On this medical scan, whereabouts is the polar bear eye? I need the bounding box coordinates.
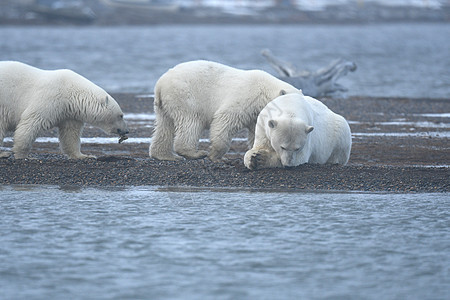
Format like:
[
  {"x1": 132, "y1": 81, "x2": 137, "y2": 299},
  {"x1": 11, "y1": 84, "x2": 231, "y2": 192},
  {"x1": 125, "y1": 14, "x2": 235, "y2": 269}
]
[
  {"x1": 120, "y1": 114, "x2": 124, "y2": 119},
  {"x1": 281, "y1": 146, "x2": 300, "y2": 151}
]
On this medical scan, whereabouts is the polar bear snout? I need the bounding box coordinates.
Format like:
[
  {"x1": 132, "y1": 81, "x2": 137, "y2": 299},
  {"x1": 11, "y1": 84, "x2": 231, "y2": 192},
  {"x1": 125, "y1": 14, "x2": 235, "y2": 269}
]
[
  {"x1": 109, "y1": 115, "x2": 129, "y2": 136},
  {"x1": 279, "y1": 151, "x2": 297, "y2": 167},
  {"x1": 116, "y1": 127, "x2": 129, "y2": 135}
]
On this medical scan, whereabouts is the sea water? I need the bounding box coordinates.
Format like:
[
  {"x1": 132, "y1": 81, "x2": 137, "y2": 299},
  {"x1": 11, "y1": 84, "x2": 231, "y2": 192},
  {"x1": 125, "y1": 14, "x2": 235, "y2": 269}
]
[
  {"x1": 0, "y1": 186, "x2": 449, "y2": 299},
  {"x1": 0, "y1": 23, "x2": 449, "y2": 98}
]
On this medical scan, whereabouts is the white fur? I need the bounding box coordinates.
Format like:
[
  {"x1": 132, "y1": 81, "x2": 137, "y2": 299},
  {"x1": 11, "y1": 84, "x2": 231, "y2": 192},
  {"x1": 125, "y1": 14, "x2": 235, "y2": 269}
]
[
  {"x1": 149, "y1": 60, "x2": 301, "y2": 161},
  {"x1": 244, "y1": 93, "x2": 351, "y2": 169},
  {"x1": 0, "y1": 61, "x2": 128, "y2": 159}
]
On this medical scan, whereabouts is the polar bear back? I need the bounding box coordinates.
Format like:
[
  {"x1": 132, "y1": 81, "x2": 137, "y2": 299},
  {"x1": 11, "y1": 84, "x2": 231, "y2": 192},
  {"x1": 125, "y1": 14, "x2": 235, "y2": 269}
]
[
  {"x1": 0, "y1": 61, "x2": 114, "y2": 125},
  {"x1": 0, "y1": 61, "x2": 45, "y2": 118},
  {"x1": 0, "y1": 61, "x2": 61, "y2": 129},
  {"x1": 155, "y1": 60, "x2": 298, "y2": 117},
  {"x1": 0, "y1": 61, "x2": 108, "y2": 107},
  {"x1": 303, "y1": 96, "x2": 351, "y2": 164}
]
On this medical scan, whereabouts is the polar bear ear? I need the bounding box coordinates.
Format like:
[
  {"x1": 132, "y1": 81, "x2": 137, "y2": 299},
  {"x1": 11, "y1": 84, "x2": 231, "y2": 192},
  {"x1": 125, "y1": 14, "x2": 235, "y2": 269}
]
[
  {"x1": 279, "y1": 90, "x2": 287, "y2": 96},
  {"x1": 306, "y1": 126, "x2": 314, "y2": 134},
  {"x1": 268, "y1": 120, "x2": 277, "y2": 128}
]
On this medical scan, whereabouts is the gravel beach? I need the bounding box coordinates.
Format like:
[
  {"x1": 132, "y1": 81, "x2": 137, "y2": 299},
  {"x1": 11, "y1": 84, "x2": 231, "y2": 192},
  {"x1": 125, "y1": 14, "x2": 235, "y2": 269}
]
[{"x1": 1, "y1": 93, "x2": 448, "y2": 192}]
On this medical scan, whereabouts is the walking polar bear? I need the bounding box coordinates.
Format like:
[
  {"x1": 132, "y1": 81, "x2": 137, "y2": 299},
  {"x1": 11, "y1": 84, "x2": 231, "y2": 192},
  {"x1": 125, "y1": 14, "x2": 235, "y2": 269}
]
[
  {"x1": 150, "y1": 60, "x2": 301, "y2": 161},
  {"x1": 244, "y1": 93, "x2": 351, "y2": 170},
  {"x1": 0, "y1": 61, "x2": 129, "y2": 159}
]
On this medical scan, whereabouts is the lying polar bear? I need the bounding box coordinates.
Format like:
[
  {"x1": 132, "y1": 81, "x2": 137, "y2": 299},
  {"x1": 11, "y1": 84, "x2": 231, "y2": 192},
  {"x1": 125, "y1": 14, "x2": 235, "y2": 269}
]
[
  {"x1": 244, "y1": 93, "x2": 351, "y2": 170},
  {"x1": 0, "y1": 61, "x2": 129, "y2": 159},
  {"x1": 150, "y1": 60, "x2": 301, "y2": 161}
]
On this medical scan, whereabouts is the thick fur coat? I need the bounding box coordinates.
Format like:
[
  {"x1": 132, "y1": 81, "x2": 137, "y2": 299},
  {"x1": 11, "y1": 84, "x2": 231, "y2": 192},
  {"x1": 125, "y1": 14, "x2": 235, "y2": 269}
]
[
  {"x1": 150, "y1": 60, "x2": 301, "y2": 161},
  {"x1": 244, "y1": 93, "x2": 351, "y2": 169},
  {"x1": 0, "y1": 61, "x2": 128, "y2": 159}
]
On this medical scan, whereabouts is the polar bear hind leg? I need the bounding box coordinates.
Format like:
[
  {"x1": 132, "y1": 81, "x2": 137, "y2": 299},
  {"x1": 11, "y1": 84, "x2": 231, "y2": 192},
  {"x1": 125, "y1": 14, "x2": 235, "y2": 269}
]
[
  {"x1": 150, "y1": 109, "x2": 183, "y2": 161},
  {"x1": 173, "y1": 115, "x2": 207, "y2": 160},
  {"x1": 58, "y1": 120, "x2": 94, "y2": 159},
  {"x1": 326, "y1": 144, "x2": 350, "y2": 165},
  {"x1": 327, "y1": 124, "x2": 351, "y2": 165}
]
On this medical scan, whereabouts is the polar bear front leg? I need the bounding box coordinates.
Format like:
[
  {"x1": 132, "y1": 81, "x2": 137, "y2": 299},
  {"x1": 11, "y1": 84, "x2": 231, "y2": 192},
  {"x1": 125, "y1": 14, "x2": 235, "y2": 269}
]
[
  {"x1": 247, "y1": 122, "x2": 256, "y2": 149},
  {"x1": 58, "y1": 120, "x2": 94, "y2": 159},
  {"x1": 244, "y1": 149, "x2": 282, "y2": 170},
  {"x1": 0, "y1": 126, "x2": 12, "y2": 158},
  {"x1": 12, "y1": 118, "x2": 44, "y2": 159},
  {"x1": 208, "y1": 114, "x2": 241, "y2": 162}
]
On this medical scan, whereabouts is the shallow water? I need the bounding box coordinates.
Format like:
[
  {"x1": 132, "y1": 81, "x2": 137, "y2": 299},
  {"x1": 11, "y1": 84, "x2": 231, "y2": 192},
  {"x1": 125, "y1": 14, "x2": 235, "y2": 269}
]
[
  {"x1": 0, "y1": 23, "x2": 449, "y2": 98},
  {"x1": 0, "y1": 186, "x2": 448, "y2": 299}
]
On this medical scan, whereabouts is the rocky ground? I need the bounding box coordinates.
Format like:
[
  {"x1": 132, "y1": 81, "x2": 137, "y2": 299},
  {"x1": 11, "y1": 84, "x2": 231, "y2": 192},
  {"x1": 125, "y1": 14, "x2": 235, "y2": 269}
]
[{"x1": 0, "y1": 94, "x2": 448, "y2": 193}]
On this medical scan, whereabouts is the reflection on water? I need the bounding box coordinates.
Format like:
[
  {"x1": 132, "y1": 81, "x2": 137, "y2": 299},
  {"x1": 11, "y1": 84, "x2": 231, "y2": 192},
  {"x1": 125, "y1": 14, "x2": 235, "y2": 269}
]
[{"x1": 0, "y1": 186, "x2": 448, "y2": 299}]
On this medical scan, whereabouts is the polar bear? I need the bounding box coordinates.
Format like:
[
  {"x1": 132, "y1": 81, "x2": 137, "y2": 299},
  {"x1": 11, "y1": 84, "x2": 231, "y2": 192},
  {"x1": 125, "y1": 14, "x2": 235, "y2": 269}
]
[
  {"x1": 150, "y1": 60, "x2": 301, "y2": 161},
  {"x1": 0, "y1": 61, "x2": 129, "y2": 159},
  {"x1": 244, "y1": 93, "x2": 351, "y2": 170}
]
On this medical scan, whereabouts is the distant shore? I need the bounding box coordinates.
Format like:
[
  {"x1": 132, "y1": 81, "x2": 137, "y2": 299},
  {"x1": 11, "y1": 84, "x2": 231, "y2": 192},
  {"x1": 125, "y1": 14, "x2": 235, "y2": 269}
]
[
  {"x1": 0, "y1": 94, "x2": 448, "y2": 193},
  {"x1": 1, "y1": 3, "x2": 449, "y2": 26}
]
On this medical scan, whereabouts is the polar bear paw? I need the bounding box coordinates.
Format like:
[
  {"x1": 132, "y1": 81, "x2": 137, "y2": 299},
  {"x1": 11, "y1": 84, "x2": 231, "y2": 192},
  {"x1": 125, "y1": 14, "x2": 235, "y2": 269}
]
[
  {"x1": 0, "y1": 151, "x2": 12, "y2": 159},
  {"x1": 178, "y1": 149, "x2": 208, "y2": 160},
  {"x1": 250, "y1": 152, "x2": 267, "y2": 170},
  {"x1": 244, "y1": 150, "x2": 265, "y2": 170},
  {"x1": 151, "y1": 153, "x2": 184, "y2": 161},
  {"x1": 244, "y1": 149, "x2": 281, "y2": 170}
]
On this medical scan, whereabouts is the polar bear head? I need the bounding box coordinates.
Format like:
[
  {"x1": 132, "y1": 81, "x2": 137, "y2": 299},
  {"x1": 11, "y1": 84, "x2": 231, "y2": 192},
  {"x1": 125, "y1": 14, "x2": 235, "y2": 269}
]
[
  {"x1": 62, "y1": 70, "x2": 129, "y2": 136},
  {"x1": 267, "y1": 118, "x2": 314, "y2": 167},
  {"x1": 89, "y1": 94, "x2": 129, "y2": 136}
]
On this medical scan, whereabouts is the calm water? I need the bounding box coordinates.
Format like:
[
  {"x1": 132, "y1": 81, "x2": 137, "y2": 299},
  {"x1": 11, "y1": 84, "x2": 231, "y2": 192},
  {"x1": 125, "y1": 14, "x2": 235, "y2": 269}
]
[
  {"x1": 0, "y1": 23, "x2": 449, "y2": 98},
  {"x1": 0, "y1": 186, "x2": 449, "y2": 299}
]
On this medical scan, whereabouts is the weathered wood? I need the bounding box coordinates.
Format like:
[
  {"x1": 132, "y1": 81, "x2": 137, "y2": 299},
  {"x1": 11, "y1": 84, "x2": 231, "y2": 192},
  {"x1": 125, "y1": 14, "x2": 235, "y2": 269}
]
[{"x1": 262, "y1": 49, "x2": 356, "y2": 98}]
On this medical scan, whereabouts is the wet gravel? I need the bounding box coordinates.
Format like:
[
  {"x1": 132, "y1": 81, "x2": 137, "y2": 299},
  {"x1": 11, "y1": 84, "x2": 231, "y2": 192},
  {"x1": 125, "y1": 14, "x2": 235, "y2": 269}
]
[
  {"x1": 0, "y1": 155, "x2": 448, "y2": 192},
  {"x1": 0, "y1": 94, "x2": 448, "y2": 193}
]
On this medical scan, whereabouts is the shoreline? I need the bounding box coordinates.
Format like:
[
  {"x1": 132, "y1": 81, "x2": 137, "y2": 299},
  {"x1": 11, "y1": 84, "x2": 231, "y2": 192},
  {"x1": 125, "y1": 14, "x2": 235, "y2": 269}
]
[
  {"x1": 0, "y1": 94, "x2": 449, "y2": 193},
  {"x1": 0, "y1": 157, "x2": 448, "y2": 193}
]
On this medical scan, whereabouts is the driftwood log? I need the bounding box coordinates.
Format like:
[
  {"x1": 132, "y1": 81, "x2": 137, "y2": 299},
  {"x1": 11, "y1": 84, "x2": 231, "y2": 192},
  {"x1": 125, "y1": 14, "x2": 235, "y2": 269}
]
[{"x1": 262, "y1": 49, "x2": 356, "y2": 98}]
